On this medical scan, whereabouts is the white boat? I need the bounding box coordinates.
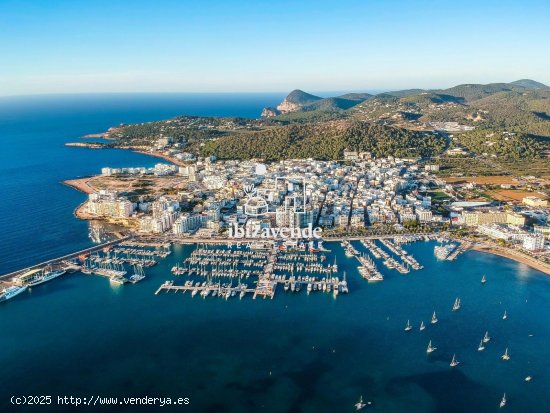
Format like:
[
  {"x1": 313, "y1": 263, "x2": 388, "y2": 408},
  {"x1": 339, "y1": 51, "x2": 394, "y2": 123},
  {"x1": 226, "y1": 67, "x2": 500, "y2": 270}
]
[
  {"x1": 478, "y1": 339, "x2": 485, "y2": 351},
  {"x1": 502, "y1": 310, "x2": 507, "y2": 320},
  {"x1": 129, "y1": 264, "x2": 146, "y2": 283},
  {"x1": 426, "y1": 340, "x2": 437, "y2": 354},
  {"x1": 483, "y1": 331, "x2": 491, "y2": 343},
  {"x1": 0, "y1": 285, "x2": 28, "y2": 302},
  {"x1": 27, "y1": 267, "x2": 66, "y2": 287},
  {"x1": 405, "y1": 320, "x2": 412, "y2": 332},
  {"x1": 452, "y1": 297, "x2": 461, "y2": 311},
  {"x1": 502, "y1": 348, "x2": 510, "y2": 361},
  {"x1": 354, "y1": 395, "x2": 368, "y2": 411},
  {"x1": 450, "y1": 354, "x2": 459, "y2": 367},
  {"x1": 431, "y1": 311, "x2": 438, "y2": 324},
  {"x1": 419, "y1": 321, "x2": 425, "y2": 331},
  {"x1": 499, "y1": 393, "x2": 506, "y2": 408},
  {"x1": 481, "y1": 275, "x2": 486, "y2": 284},
  {"x1": 525, "y1": 376, "x2": 532, "y2": 382}
]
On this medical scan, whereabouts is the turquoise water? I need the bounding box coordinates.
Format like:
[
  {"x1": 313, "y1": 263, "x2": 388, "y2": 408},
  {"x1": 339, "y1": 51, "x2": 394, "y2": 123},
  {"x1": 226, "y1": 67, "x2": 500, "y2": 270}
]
[{"x1": 1, "y1": 241, "x2": 549, "y2": 412}]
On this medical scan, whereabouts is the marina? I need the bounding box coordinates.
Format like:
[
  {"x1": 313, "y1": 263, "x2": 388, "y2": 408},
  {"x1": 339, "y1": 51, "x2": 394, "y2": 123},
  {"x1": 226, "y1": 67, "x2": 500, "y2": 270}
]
[{"x1": 1, "y1": 237, "x2": 549, "y2": 412}]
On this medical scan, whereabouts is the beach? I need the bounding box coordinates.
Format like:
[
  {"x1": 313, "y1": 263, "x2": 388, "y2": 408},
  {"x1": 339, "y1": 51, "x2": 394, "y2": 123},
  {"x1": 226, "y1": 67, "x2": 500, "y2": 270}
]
[{"x1": 470, "y1": 242, "x2": 550, "y2": 275}]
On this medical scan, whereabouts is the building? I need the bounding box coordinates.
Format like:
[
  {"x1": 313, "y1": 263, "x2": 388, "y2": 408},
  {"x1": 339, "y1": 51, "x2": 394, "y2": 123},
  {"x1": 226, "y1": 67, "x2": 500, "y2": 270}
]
[
  {"x1": 522, "y1": 196, "x2": 548, "y2": 207},
  {"x1": 86, "y1": 190, "x2": 134, "y2": 218},
  {"x1": 462, "y1": 211, "x2": 525, "y2": 227},
  {"x1": 424, "y1": 164, "x2": 440, "y2": 172},
  {"x1": 172, "y1": 214, "x2": 205, "y2": 234},
  {"x1": 523, "y1": 234, "x2": 545, "y2": 251}
]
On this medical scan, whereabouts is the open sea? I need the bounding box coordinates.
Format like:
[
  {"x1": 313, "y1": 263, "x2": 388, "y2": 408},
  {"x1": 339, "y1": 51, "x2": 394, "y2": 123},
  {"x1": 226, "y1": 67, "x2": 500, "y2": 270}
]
[{"x1": 0, "y1": 94, "x2": 549, "y2": 413}]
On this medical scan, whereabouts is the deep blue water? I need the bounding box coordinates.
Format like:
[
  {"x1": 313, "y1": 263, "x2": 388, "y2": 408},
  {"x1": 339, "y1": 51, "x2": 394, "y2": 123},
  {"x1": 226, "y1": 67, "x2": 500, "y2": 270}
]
[
  {"x1": 1, "y1": 95, "x2": 549, "y2": 413},
  {"x1": 0, "y1": 93, "x2": 284, "y2": 274},
  {"x1": 1, "y1": 241, "x2": 549, "y2": 412}
]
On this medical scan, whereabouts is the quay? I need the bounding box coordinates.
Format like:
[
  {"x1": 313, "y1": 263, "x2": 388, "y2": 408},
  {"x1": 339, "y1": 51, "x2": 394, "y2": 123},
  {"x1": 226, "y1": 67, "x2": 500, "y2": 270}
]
[{"x1": 0, "y1": 237, "x2": 129, "y2": 283}]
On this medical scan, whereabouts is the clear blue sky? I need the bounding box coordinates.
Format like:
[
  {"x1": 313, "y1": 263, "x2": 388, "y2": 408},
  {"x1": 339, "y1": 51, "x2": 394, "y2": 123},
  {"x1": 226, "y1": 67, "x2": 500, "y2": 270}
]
[{"x1": 1, "y1": 0, "x2": 549, "y2": 96}]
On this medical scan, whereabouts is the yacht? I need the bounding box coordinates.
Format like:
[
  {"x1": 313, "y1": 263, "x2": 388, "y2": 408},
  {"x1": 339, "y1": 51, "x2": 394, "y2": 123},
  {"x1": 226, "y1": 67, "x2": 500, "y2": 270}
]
[
  {"x1": 502, "y1": 310, "x2": 507, "y2": 320},
  {"x1": 452, "y1": 298, "x2": 461, "y2": 311},
  {"x1": 502, "y1": 348, "x2": 510, "y2": 361},
  {"x1": 481, "y1": 275, "x2": 487, "y2": 284},
  {"x1": 450, "y1": 354, "x2": 459, "y2": 367},
  {"x1": 483, "y1": 331, "x2": 491, "y2": 343},
  {"x1": 426, "y1": 340, "x2": 437, "y2": 354},
  {"x1": 525, "y1": 376, "x2": 532, "y2": 382},
  {"x1": 499, "y1": 393, "x2": 506, "y2": 408},
  {"x1": 419, "y1": 321, "x2": 425, "y2": 331},
  {"x1": 27, "y1": 267, "x2": 66, "y2": 287},
  {"x1": 405, "y1": 320, "x2": 412, "y2": 332},
  {"x1": 0, "y1": 285, "x2": 28, "y2": 302},
  {"x1": 478, "y1": 340, "x2": 485, "y2": 351},
  {"x1": 431, "y1": 311, "x2": 438, "y2": 324}
]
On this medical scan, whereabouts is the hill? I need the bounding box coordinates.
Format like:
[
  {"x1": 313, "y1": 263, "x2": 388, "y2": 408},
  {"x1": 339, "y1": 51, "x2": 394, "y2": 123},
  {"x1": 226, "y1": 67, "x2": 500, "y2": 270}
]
[
  {"x1": 276, "y1": 89, "x2": 323, "y2": 113},
  {"x1": 510, "y1": 79, "x2": 548, "y2": 89},
  {"x1": 201, "y1": 121, "x2": 446, "y2": 161}
]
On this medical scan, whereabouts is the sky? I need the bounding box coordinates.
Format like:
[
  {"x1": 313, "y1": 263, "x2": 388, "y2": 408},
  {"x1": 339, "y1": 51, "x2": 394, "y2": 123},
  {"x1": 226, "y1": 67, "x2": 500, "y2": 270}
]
[{"x1": 1, "y1": 0, "x2": 549, "y2": 96}]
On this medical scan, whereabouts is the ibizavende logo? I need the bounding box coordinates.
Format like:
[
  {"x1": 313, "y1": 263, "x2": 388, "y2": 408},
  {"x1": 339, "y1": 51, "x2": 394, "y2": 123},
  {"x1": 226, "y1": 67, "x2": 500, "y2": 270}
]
[
  {"x1": 229, "y1": 223, "x2": 322, "y2": 240},
  {"x1": 229, "y1": 180, "x2": 323, "y2": 240},
  {"x1": 243, "y1": 184, "x2": 269, "y2": 217}
]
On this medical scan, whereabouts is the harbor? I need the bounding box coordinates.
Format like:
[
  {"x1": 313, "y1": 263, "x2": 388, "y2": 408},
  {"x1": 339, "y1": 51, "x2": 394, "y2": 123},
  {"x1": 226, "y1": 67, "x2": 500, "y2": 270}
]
[{"x1": 2, "y1": 237, "x2": 547, "y2": 413}]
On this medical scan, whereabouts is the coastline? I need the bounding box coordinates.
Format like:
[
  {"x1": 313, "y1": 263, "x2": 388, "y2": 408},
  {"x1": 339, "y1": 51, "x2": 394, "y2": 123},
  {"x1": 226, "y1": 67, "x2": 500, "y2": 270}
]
[
  {"x1": 63, "y1": 177, "x2": 96, "y2": 194},
  {"x1": 469, "y1": 243, "x2": 550, "y2": 276}
]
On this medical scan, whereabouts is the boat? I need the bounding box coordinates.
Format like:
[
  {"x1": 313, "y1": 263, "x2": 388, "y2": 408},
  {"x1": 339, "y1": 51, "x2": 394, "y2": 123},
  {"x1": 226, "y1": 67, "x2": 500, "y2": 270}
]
[
  {"x1": 502, "y1": 348, "x2": 510, "y2": 361},
  {"x1": 354, "y1": 395, "x2": 367, "y2": 411},
  {"x1": 26, "y1": 267, "x2": 66, "y2": 287},
  {"x1": 405, "y1": 320, "x2": 412, "y2": 332},
  {"x1": 426, "y1": 340, "x2": 437, "y2": 354},
  {"x1": 419, "y1": 321, "x2": 425, "y2": 331},
  {"x1": 0, "y1": 285, "x2": 28, "y2": 302},
  {"x1": 502, "y1": 310, "x2": 507, "y2": 320},
  {"x1": 499, "y1": 393, "x2": 506, "y2": 408},
  {"x1": 525, "y1": 376, "x2": 532, "y2": 382},
  {"x1": 481, "y1": 275, "x2": 487, "y2": 284},
  {"x1": 452, "y1": 297, "x2": 461, "y2": 311},
  {"x1": 483, "y1": 331, "x2": 491, "y2": 343},
  {"x1": 478, "y1": 340, "x2": 485, "y2": 351},
  {"x1": 431, "y1": 311, "x2": 438, "y2": 324},
  {"x1": 129, "y1": 264, "x2": 146, "y2": 283},
  {"x1": 450, "y1": 354, "x2": 459, "y2": 367}
]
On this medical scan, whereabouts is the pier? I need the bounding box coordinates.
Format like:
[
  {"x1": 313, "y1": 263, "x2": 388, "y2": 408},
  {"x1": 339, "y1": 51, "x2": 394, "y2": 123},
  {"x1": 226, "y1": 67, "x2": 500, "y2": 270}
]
[{"x1": 0, "y1": 237, "x2": 129, "y2": 282}]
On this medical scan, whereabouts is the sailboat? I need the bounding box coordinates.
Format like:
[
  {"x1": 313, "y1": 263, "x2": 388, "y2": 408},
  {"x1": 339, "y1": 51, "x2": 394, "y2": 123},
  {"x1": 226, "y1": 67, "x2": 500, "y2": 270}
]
[
  {"x1": 483, "y1": 331, "x2": 491, "y2": 343},
  {"x1": 419, "y1": 321, "x2": 425, "y2": 331},
  {"x1": 478, "y1": 339, "x2": 485, "y2": 351},
  {"x1": 502, "y1": 348, "x2": 510, "y2": 361},
  {"x1": 431, "y1": 311, "x2": 438, "y2": 324},
  {"x1": 481, "y1": 275, "x2": 487, "y2": 284},
  {"x1": 354, "y1": 395, "x2": 366, "y2": 411},
  {"x1": 450, "y1": 354, "x2": 459, "y2": 367},
  {"x1": 405, "y1": 320, "x2": 412, "y2": 332},
  {"x1": 499, "y1": 393, "x2": 506, "y2": 408},
  {"x1": 502, "y1": 310, "x2": 507, "y2": 320},
  {"x1": 426, "y1": 340, "x2": 437, "y2": 354},
  {"x1": 452, "y1": 297, "x2": 461, "y2": 311}
]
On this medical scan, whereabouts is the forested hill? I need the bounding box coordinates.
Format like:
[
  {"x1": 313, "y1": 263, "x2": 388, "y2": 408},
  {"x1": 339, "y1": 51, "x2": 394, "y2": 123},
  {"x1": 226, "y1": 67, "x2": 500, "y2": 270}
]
[{"x1": 200, "y1": 122, "x2": 445, "y2": 161}]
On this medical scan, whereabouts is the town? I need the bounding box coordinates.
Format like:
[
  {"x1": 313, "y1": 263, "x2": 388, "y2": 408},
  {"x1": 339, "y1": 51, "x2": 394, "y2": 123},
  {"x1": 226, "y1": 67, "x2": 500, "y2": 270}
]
[{"x1": 73, "y1": 147, "x2": 548, "y2": 270}]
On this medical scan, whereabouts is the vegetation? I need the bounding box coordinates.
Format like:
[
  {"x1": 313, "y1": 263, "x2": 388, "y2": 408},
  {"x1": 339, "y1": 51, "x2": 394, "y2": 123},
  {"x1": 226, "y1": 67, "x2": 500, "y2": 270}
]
[{"x1": 201, "y1": 121, "x2": 446, "y2": 161}]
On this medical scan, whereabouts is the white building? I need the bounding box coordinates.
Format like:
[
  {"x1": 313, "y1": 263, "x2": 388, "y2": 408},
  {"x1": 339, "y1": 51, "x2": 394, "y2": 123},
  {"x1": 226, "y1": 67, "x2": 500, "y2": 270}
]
[{"x1": 523, "y1": 234, "x2": 545, "y2": 251}]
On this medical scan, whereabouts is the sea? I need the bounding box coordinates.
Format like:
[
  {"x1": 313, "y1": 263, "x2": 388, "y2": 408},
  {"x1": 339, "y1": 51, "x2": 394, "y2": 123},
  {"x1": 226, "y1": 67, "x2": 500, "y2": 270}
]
[{"x1": 0, "y1": 94, "x2": 549, "y2": 413}]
